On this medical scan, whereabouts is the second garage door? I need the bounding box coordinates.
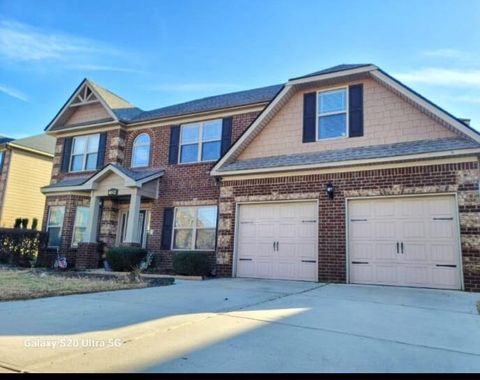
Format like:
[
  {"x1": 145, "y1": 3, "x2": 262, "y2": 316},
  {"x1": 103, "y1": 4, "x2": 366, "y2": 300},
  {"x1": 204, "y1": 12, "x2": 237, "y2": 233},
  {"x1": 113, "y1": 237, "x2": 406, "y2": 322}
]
[
  {"x1": 236, "y1": 201, "x2": 318, "y2": 281},
  {"x1": 348, "y1": 195, "x2": 462, "y2": 290}
]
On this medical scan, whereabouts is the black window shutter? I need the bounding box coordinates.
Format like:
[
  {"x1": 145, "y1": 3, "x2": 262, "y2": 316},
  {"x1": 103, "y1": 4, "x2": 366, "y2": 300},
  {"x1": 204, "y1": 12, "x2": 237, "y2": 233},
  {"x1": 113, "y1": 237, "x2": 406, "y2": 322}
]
[
  {"x1": 96, "y1": 132, "x2": 107, "y2": 169},
  {"x1": 168, "y1": 126, "x2": 180, "y2": 164},
  {"x1": 221, "y1": 117, "x2": 233, "y2": 155},
  {"x1": 161, "y1": 207, "x2": 174, "y2": 250},
  {"x1": 61, "y1": 137, "x2": 73, "y2": 173},
  {"x1": 349, "y1": 84, "x2": 364, "y2": 137},
  {"x1": 303, "y1": 92, "x2": 316, "y2": 143}
]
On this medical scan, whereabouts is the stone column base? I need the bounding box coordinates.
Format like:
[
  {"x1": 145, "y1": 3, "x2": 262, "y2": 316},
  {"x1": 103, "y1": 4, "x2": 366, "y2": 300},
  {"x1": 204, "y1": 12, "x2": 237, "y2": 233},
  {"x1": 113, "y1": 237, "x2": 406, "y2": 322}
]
[{"x1": 76, "y1": 242, "x2": 100, "y2": 270}]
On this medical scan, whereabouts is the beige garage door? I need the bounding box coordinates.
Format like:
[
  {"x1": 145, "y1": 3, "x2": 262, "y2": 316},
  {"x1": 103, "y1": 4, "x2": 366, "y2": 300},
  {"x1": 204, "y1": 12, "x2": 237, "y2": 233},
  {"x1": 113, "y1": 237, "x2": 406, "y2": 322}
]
[
  {"x1": 348, "y1": 195, "x2": 462, "y2": 290},
  {"x1": 236, "y1": 202, "x2": 318, "y2": 281}
]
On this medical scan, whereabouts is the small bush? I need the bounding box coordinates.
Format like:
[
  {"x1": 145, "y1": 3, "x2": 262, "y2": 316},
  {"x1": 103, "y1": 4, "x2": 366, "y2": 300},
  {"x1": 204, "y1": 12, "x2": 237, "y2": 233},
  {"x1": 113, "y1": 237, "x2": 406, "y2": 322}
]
[
  {"x1": 14, "y1": 219, "x2": 22, "y2": 229},
  {"x1": 31, "y1": 218, "x2": 38, "y2": 230},
  {"x1": 106, "y1": 247, "x2": 147, "y2": 272},
  {"x1": 21, "y1": 218, "x2": 29, "y2": 229},
  {"x1": 173, "y1": 251, "x2": 211, "y2": 276},
  {"x1": 0, "y1": 228, "x2": 48, "y2": 267}
]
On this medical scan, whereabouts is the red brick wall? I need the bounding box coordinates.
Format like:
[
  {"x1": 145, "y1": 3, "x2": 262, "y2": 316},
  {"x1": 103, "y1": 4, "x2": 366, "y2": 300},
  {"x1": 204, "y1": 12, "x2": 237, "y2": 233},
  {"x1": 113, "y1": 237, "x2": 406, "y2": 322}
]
[
  {"x1": 218, "y1": 161, "x2": 480, "y2": 291},
  {"x1": 46, "y1": 111, "x2": 261, "y2": 271}
]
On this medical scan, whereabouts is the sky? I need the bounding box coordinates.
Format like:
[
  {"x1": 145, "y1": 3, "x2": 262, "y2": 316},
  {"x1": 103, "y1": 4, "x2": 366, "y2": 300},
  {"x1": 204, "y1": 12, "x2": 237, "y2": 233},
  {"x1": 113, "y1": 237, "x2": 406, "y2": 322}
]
[{"x1": 1, "y1": 0, "x2": 480, "y2": 138}]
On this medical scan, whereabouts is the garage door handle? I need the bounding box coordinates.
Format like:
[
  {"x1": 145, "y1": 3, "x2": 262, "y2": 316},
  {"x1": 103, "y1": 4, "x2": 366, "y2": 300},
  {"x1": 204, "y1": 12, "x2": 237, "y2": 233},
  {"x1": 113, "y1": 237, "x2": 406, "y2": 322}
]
[
  {"x1": 239, "y1": 258, "x2": 252, "y2": 261},
  {"x1": 433, "y1": 217, "x2": 453, "y2": 221},
  {"x1": 396, "y1": 242, "x2": 399, "y2": 254},
  {"x1": 352, "y1": 261, "x2": 369, "y2": 264},
  {"x1": 302, "y1": 260, "x2": 317, "y2": 263},
  {"x1": 401, "y1": 242, "x2": 404, "y2": 254},
  {"x1": 436, "y1": 264, "x2": 456, "y2": 268}
]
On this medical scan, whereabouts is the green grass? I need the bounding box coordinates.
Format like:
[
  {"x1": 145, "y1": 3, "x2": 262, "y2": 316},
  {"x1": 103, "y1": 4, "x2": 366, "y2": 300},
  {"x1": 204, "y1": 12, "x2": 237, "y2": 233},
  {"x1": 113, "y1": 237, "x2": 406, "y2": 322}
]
[{"x1": 0, "y1": 268, "x2": 147, "y2": 301}]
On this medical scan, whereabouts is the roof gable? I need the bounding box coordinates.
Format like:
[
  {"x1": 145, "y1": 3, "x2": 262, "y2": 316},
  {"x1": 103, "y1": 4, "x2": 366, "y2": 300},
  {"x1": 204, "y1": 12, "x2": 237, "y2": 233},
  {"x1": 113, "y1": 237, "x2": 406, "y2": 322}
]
[
  {"x1": 211, "y1": 64, "x2": 480, "y2": 175},
  {"x1": 46, "y1": 79, "x2": 137, "y2": 132}
]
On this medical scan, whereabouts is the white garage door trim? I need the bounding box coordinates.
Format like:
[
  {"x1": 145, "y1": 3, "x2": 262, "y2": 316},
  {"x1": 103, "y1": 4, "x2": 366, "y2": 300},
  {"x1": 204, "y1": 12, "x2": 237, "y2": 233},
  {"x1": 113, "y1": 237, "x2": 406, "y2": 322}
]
[
  {"x1": 233, "y1": 199, "x2": 319, "y2": 281},
  {"x1": 345, "y1": 193, "x2": 464, "y2": 290}
]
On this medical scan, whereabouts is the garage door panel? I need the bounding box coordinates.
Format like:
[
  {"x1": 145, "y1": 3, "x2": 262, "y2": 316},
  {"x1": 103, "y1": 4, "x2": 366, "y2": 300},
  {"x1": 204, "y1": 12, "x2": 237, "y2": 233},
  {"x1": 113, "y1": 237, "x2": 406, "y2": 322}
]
[
  {"x1": 349, "y1": 196, "x2": 461, "y2": 290},
  {"x1": 374, "y1": 221, "x2": 396, "y2": 239},
  {"x1": 237, "y1": 202, "x2": 317, "y2": 282}
]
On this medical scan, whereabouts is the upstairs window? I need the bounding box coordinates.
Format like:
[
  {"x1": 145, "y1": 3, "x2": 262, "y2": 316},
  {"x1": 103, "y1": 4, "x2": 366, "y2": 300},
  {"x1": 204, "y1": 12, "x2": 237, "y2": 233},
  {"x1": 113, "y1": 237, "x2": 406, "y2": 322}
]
[
  {"x1": 179, "y1": 120, "x2": 222, "y2": 163},
  {"x1": 70, "y1": 134, "x2": 100, "y2": 172},
  {"x1": 317, "y1": 88, "x2": 348, "y2": 140},
  {"x1": 131, "y1": 133, "x2": 151, "y2": 168}
]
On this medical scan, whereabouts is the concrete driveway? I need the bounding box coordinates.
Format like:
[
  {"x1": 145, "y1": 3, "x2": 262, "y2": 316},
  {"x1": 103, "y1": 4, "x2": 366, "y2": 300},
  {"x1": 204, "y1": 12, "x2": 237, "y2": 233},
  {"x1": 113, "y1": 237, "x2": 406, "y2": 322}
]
[{"x1": 0, "y1": 278, "x2": 479, "y2": 373}]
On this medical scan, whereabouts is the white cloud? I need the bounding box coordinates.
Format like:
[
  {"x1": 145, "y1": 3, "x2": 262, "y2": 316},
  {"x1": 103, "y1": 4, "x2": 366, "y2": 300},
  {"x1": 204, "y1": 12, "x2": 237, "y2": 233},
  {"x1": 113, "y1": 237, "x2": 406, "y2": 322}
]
[
  {"x1": 0, "y1": 84, "x2": 29, "y2": 102},
  {"x1": 394, "y1": 68, "x2": 480, "y2": 87},
  {"x1": 422, "y1": 49, "x2": 466, "y2": 59},
  {"x1": 0, "y1": 19, "x2": 143, "y2": 74}
]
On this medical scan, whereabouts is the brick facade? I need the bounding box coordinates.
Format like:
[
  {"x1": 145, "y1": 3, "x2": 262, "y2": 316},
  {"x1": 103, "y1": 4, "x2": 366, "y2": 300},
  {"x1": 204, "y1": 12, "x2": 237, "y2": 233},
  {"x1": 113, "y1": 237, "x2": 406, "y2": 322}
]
[
  {"x1": 44, "y1": 111, "x2": 260, "y2": 271},
  {"x1": 217, "y1": 161, "x2": 480, "y2": 291}
]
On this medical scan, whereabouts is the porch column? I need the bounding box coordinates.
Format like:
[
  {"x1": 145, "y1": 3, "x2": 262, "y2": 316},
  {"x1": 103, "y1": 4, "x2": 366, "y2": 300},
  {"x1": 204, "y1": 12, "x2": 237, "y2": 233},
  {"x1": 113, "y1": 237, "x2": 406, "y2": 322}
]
[
  {"x1": 124, "y1": 189, "x2": 141, "y2": 244},
  {"x1": 85, "y1": 194, "x2": 101, "y2": 243}
]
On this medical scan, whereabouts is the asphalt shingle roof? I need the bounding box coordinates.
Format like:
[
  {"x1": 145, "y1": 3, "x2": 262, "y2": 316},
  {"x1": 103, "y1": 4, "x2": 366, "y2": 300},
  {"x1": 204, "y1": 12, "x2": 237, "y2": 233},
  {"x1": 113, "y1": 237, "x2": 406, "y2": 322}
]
[
  {"x1": 0, "y1": 136, "x2": 14, "y2": 145},
  {"x1": 289, "y1": 64, "x2": 373, "y2": 81},
  {"x1": 115, "y1": 84, "x2": 284, "y2": 123},
  {"x1": 42, "y1": 164, "x2": 164, "y2": 190},
  {"x1": 9, "y1": 133, "x2": 56, "y2": 155},
  {"x1": 218, "y1": 137, "x2": 480, "y2": 172}
]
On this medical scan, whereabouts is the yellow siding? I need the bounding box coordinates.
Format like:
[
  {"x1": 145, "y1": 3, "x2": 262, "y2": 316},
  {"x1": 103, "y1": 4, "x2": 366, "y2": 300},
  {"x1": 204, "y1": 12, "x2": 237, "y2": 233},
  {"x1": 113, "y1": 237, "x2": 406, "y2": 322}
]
[{"x1": 0, "y1": 149, "x2": 53, "y2": 229}]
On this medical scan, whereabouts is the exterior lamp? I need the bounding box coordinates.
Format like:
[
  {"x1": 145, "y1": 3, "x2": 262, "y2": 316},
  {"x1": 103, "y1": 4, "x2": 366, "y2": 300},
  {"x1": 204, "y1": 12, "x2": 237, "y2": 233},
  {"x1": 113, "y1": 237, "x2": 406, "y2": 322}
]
[
  {"x1": 108, "y1": 188, "x2": 119, "y2": 197},
  {"x1": 325, "y1": 182, "x2": 334, "y2": 199}
]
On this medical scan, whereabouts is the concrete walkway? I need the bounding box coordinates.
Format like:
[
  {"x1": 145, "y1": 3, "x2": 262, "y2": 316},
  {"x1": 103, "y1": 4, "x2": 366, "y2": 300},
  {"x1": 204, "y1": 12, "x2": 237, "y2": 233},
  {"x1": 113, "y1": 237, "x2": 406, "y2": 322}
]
[{"x1": 0, "y1": 278, "x2": 479, "y2": 373}]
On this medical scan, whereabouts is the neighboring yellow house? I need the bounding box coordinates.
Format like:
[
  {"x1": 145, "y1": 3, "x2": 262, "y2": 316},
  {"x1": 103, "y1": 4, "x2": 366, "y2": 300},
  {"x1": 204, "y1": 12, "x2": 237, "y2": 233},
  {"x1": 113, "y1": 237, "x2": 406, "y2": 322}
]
[{"x1": 0, "y1": 134, "x2": 55, "y2": 229}]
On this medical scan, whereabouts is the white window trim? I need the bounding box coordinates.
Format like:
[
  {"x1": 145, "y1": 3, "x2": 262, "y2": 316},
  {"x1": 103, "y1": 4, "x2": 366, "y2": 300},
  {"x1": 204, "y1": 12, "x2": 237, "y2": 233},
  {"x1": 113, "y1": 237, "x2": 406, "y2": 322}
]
[
  {"x1": 46, "y1": 206, "x2": 65, "y2": 249},
  {"x1": 71, "y1": 206, "x2": 89, "y2": 248},
  {"x1": 171, "y1": 206, "x2": 218, "y2": 251},
  {"x1": 69, "y1": 133, "x2": 100, "y2": 173},
  {"x1": 178, "y1": 119, "x2": 222, "y2": 164},
  {"x1": 316, "y1": 86, "x2": 349, "y2": 141},
  {"x1": 131, "y1": 133, "x2": 151, "y2": 168}
]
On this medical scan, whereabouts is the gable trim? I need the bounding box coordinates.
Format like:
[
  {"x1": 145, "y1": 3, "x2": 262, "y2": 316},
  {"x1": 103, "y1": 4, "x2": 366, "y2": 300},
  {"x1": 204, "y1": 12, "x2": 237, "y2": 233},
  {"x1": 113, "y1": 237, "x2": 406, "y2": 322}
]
[{"x1": 45, "y1": 79, "x2": 119, "y2": 132}]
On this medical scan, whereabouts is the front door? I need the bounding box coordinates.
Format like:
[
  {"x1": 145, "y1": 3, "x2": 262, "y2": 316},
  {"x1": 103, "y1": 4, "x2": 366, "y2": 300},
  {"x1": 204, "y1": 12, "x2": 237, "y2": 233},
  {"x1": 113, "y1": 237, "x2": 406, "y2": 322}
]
[{"x1": 118, "y1": 209, "x2": 150, "y2": 248}]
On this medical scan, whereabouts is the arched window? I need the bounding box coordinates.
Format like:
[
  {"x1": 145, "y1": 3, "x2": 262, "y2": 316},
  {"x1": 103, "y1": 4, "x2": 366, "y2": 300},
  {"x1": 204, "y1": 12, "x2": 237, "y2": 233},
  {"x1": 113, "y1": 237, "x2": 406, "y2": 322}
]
[{"x1": 131, "y1": 133, "x2": 151, "y2": 167}]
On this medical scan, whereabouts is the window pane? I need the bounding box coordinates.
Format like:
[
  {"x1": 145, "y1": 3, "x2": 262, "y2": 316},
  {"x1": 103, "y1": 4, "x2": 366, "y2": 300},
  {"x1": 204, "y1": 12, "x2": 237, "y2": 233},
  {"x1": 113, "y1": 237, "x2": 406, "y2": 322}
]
[
  {"x1": 180, "y1": 144, "x2": 198, "y2": 163},
  {"x1": 48, "y1": 227, "x2": 62, "y2": 247},
  {"x1": 87, "y1": 134, "x2": 100, "y2": 152},
  {"x1": 71, "y1": 155, "x2": 84, "y2": 171},
  {"x1": 197, "y1": 207, "x2": 217, "y2": 228},
  {"x1": 201, "y1": 141, "x2": 221, "y2": 161},
  {"x1": 72, "y1": 227, "x2": 86, "y2": 246},
  {"x1": 132, "y1": 145, "x2": 150, "y2": 167},
  {"x1": 175, "y1": 208, "x2": 196, "y2": 228},
  {"x1": 85, "y1": 153, "x2": 98, "y2": 170},
  {"x1": 75, "y1": 207, "x2": 90, "y2": 228},
  {"x1": 195, "y1": 229, "x2": 216, "y2": 250},
  {"x1": 318, "y1": 114, "x2": 347, "y2": 139},
  {"x1": 173, "y1": 229, "x2": 193, "y2": 249},
  {"x1": 49, "y1": 207, "x2": 65, "y2": 227},
  {"x1": 72, "y1": 137, "x2": 87, "y2": 154},
  {"x1": 319, "y1": 89, "x2": 346, "y2": 114},
  {"x1": 134, "y1": 133, "x2": 150, "y2": 146},
  {"x1": 181, "y1": 124, "x2": 200, "y2": 144},
  {"x1": 202, "y1": 120, "x2": 222, "y2": 141}
]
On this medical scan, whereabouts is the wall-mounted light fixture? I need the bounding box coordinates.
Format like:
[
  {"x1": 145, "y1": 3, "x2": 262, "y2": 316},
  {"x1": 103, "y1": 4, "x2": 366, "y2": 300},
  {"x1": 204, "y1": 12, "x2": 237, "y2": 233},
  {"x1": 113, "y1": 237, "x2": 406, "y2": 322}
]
[
  {"x1": 108, "y1": 188, "x2": 119, "y2": 197},
  {"x1": 325, "y1": 182, "x2": 334, "y2": 199}
]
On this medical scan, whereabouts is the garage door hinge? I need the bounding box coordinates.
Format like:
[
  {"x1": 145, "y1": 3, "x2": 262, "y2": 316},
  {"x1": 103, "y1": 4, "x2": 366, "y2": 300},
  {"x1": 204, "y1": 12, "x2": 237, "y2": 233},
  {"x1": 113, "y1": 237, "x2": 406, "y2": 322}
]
[
  {"x1": 350, "y1": 219, "x2": 368, "y2": 222},
  {"x1": 435, "y1": 264, "x2": 456, "y2": 268},
  {"x1": 352, "y1": 261, "x2": 369, "y2": 264}
]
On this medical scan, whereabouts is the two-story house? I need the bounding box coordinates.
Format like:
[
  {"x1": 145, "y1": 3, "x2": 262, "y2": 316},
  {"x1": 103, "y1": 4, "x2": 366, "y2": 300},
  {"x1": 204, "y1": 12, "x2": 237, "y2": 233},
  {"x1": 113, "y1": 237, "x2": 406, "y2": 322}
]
[
  {"x1": 0, "y1": 133, "x2": 55, "y2": 228},
  {"x1": 41, "y1": 64, "x2": 480, "y2": 291}
]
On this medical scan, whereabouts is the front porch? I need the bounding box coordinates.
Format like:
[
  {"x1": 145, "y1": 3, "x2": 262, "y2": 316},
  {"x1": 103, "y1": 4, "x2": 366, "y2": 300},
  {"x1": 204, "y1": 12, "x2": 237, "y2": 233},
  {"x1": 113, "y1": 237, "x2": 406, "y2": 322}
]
[{"x1": 41, "y1": 164, "x2": 163, "y2": 269}]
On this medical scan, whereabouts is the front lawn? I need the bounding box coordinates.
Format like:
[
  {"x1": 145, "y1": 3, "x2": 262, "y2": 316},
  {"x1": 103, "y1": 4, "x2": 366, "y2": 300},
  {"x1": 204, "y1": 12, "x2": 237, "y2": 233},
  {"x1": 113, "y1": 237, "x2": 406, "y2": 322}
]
[{"x1": 0, "y1": 268, "x2": 148, "y2": 301}]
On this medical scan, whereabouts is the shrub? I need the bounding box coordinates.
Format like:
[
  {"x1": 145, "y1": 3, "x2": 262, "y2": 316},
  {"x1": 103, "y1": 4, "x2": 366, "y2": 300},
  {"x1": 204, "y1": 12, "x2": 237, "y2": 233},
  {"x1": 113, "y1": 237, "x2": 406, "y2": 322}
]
[
  {"x1": 21, "y1": 218, "x2": 29, "y2": 229},
  {"x1": 31, "y1": 218, "x2": 38, "y2": 230},
  {"x1": 106, "y1": 246, "x2": 147, "y2": 272},
  {"x1": 173, "y1": 251, "x2": 211, "y2": 276},
  {"x1": 0, "y1": 228, "x2": 48, "y2": 267},
  {"x1": 14, "y1": 219, "x2": 22, "y2": 229}
]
